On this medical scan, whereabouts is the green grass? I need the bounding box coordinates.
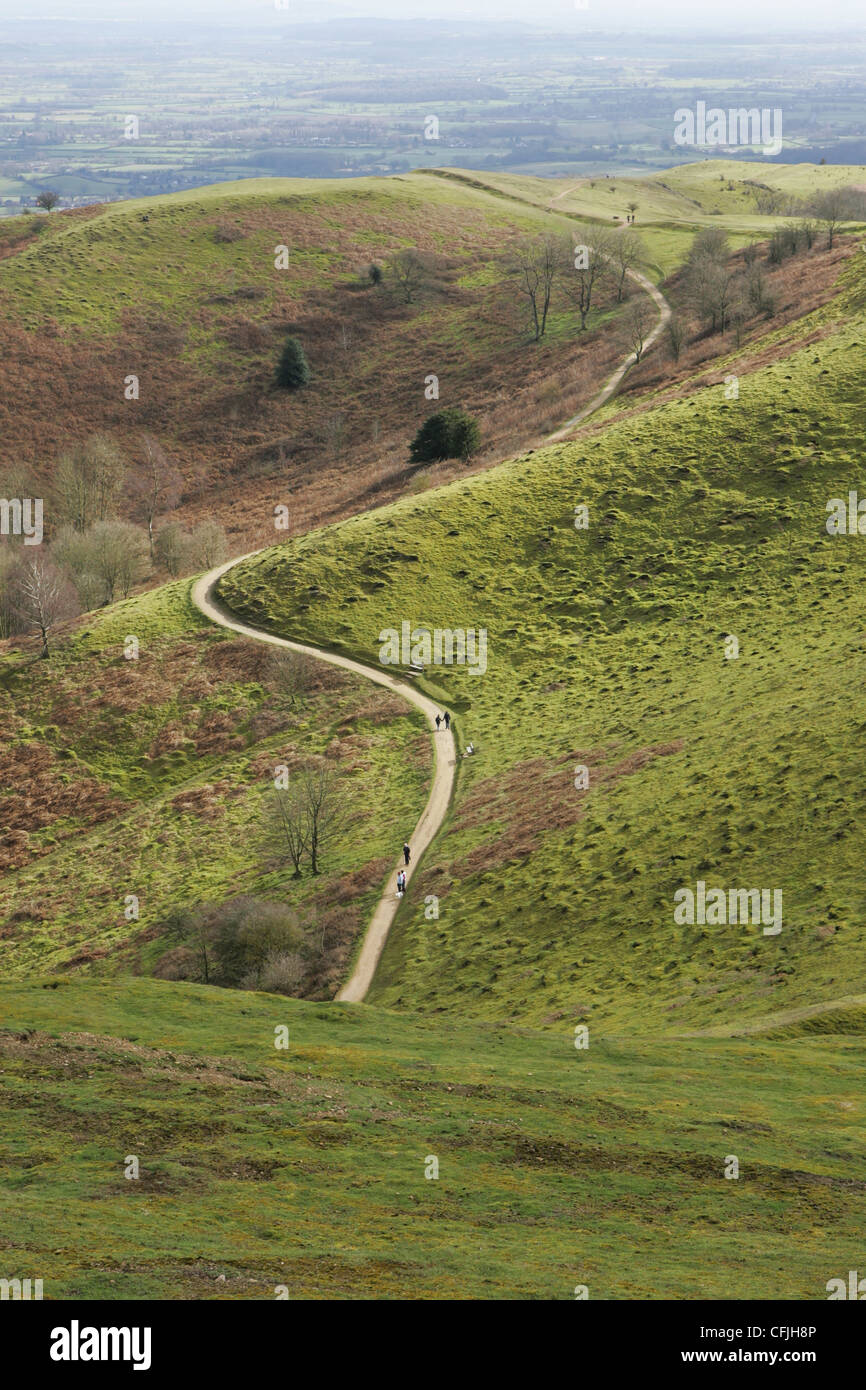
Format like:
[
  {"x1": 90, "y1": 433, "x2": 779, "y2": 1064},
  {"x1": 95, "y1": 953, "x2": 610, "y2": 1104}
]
[
  {"x1": 4, "y1": 165, "x2": 866, "y2": 1300},
  {"x1": 217, "y1": 243, "x2": 866, "y2": 1036},
  {"x1": 1, "y1": 976, "x2": 864, "y2": 1300},
  {"x1": 0, "y1": 578, "x2": 430, "y2": 982}
]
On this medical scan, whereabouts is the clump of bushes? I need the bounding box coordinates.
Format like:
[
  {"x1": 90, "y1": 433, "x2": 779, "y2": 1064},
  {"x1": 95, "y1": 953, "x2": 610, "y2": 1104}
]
[
  {"x1": 153, "y1": 896, "x2": 307, "y2": 994},
  {"x1": 409, "y1": 407, "x2": 481, "y2": 464}
]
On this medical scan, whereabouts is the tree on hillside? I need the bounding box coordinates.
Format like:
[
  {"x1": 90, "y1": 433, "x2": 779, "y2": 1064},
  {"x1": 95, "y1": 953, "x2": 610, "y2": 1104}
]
[
  {"x1": 54, "y1": 435, "x2": 126, "y2": 532},
  {"x1": 127, "y1": 435, "x2": 183, "y2": 559},
  {"x1": 561, "y1": 230, "x2": 616, "y2": 332},
  {"x1": 185, "y1": 519, "x2": 227, "y2": 570},
  {"x1": 155, "y1": 897, "x2": 304, "y2": 990},
  {"x1": 627, "y1": 201, "x2": 639, "y2": 221},
  {"x1": 388, "y1": 248, "x2": 429, "y2": 305},
  {"x1": 269, "y1": 785, "x2": 310, "y2": 879},
  {"x1": 809, "y1": 188, "x2": 861, "y2": 249},
  {"x1": 410, "y1": 407, "x2": 481, "y2": 464},
  {"x1": 301, "y1": 766, "x2": 342, "y2": 876},
  {"x1": 665, "y1": 314, "x2": 685, "y2": 362},
  {"x1": 513, "y1": 235, "x2": 560, "y2": 341},
  {"x1": 9, "y1": 552, "x2": 79, "y2": 656},
  {"x1": 626, "y1": 296, "x2": 655, "y2": 362},
  {"x1": 35, "y1": 191, "x2": 60, "y2": 213},
  {"x1": 611, "y1": 229, "x2": 646, "y2": 301},
  {"x1": 55, "y1": 520, "x2": 150, "y2": 606},
  {"x1": 275, "y1": 336, "x2": 311, "y2": 391}
]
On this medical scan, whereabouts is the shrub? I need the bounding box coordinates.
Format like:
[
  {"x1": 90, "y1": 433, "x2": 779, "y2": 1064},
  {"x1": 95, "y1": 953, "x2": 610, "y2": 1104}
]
[
  {"x1": 410, "y1": 407, "x2": 481, "y2": 464},
  {"x1": 275, "y1": 336, "x2": 311, "y2": 391},
  {"x1": 212, "y1": 221, "x2": 245, "y2": 243}
]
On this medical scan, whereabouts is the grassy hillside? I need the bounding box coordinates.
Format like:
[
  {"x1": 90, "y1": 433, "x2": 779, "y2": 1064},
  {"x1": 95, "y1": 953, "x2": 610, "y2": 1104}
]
[
  {"x1": 435, "y1": 161, "x2": 866, "y2": 275},
  {"x1": 0, "y1": 173, "x2": 641, "y2": 548},
  {"x1": 4, "y1": 165, "x2": 866, "y2": 1303},
  {"x1": 217, "y1": 244, "x2": 866, "y2": 1034},
  {"x1": 1, "y1": 976, "x2": 864, "y2": 1300},
  {"x1": 0, "y1": 581, "x2": 430, "y2": 993}
]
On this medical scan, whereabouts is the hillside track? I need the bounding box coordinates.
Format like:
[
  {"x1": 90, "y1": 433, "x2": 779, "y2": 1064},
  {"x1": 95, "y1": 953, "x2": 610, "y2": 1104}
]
[
  {"x1": 191, "y1": 558, "x2": 456, "y2": 1002},
  {"x1": 191, "y1": 263, "x2": 671, "y2": 1001}
]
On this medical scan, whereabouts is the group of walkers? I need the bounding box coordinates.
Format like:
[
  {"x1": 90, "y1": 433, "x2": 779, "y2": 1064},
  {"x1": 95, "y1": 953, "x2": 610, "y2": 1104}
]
[
  {"x1": 397, "y1": 841, "x2": 410, "y2": 896},
  {"x1": 434, "y1": 711, "x2": 451, "y2": 732}
]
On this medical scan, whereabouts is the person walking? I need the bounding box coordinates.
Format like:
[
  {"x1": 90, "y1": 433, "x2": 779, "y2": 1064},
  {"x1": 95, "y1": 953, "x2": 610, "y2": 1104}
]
[
  {"x1": 443, "y1": 711, "x2": 451, "y2": 731},
  {"x1": 396, "y1": 870, "x2": 405, "y2": 896},
  {"x1": 435, "y1": 714, "x2": 441, "y2": 731},
  {"x1": 403, "y1": 841, "x2": 411, "y2": 866}
]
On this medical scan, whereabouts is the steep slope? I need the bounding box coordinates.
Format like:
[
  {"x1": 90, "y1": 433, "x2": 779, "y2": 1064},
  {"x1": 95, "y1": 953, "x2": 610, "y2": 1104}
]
[
  {"x1": 0, "y1": 173, "x2": 636, "y2": 546},
  {"x1": 217, "y1": 248, "x2": 866, "y2": 1033}
]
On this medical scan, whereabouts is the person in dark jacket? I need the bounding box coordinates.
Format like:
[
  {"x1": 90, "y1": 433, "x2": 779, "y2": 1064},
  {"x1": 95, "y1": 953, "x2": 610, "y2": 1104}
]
[{"x1": 403, "y1": 842, "x2": 411, "y2": 866}]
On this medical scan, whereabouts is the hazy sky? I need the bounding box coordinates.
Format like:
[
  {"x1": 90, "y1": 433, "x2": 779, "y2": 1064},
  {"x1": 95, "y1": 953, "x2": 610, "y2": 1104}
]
[{"x1": 3, "y1": 0, "x2": 865, "y2": 29}]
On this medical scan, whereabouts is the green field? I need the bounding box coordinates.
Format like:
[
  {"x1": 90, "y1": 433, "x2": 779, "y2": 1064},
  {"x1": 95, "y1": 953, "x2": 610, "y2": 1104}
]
[{"x1": 2, "y1": 977, "x2": 864, "y2": 1300}]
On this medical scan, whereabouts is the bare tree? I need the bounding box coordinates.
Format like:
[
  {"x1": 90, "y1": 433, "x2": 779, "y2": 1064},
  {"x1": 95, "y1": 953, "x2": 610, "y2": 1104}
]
[
  {"x1": 561, "y1": 231, "x2": 616, "y2": 332},
  {"x1": 611, "y1": 229, "x2": 646, "y2": 301},
  {"x1": 388, "y1": 248, "x2": 429, "y2": 305},
  {"x1": 184, "y1": 519, "x2": 227, "y2": 570},
  {"x1": 665, "y1": 314, "x2": 686, "y2": 362},
  {"x1": 127, "y1": 435, "x2": 183, "y2": 559},
  {"x1": 301, "y1": 766, "x2": 342, "y2": 876},
  {"x1": 268, "y1": 648, "x2": 316, "y2": 707},
  {"x1": 154, "y1": 519, "x2": 186, "y2": 577},
  {"x1": 36, "y1": 191, "x2": 60, "y2": 213},
  {"x1": 810, "y1": 189, "x2": 858, "y2": 249},
  {"x1": 626, "y1": 296, "x2": 655, "y2": 361},
  {"x1": 513, "y1": 235, "x2": 561, "y2": 341},
  {"x1": 54, "y1": 435, "x2": 126, "y2": 532},
  {"x1": 10, "y1": 553, "x2": 78, "y2": 656},
  {"x1": 269, "y1": 785, "x2": 310, "y2": 879}
]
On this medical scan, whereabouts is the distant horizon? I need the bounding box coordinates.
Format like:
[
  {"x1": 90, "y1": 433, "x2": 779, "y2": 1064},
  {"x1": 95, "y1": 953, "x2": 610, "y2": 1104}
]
[{"x1": 3, "y1": 0, "x2": 866, "y2": 34}]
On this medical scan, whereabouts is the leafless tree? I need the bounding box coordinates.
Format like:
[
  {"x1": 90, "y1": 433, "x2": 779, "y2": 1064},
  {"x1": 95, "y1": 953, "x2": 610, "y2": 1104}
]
[
  {"x1": 127, "y1": 435, "x2": 183, "y2": 559},
  {"x1": 55, "y1": 520, "x2": 149, "y2": 606},
  {"x1": 513, "y1": 235, "x2": 560, "y2": 341},
  {"x1": 388, "y1": 248, "x2": 429, "y2": 304},
  {"x1": 154, "y1": 519, "x2": 185, "y2": 577},
  {"x1": 561, "y1": 230, "x2": 616, "y2": 332},
  {"x1": 626, "y1": 296, "x2": 655, "y2": 361},
  {"x1": 184, "y1": 519, "x2": 227, "y2": 570},
  {"x1": 665, "y1": 314, "x2": 686, "y2": 362},
  {"x1": 611, "y1": 229, "x2": 646, "y2": 301},
  {"x1": 268, "y1": 648, "x2": 316, "y2": 707},
  {"x1": 810, "y1": 188, "x2": 861, "y2": 249},
  {"x1": 301, "y1": 766, "x2": 342, "y2": 876},
  {"x1": 269, "y1": 785, "x2": 310, "y2": 879},
  {"x1": 10, "y1": 552, "x2": 79, "y2": 656},
  {"x1": 54, "y1": 435, "x2": 126, "y2": 532},
  {"x1": 36, "y1": 190, "x2": 59, "y2": 213}
]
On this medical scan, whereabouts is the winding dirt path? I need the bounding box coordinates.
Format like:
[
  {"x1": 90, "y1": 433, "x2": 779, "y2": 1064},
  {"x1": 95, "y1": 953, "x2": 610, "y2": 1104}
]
[
  {"x1": 546, "y1": 268, "x2": 671, "y2": 441},
  {"x1": 190, "y1": 266, "x2": 670, "y2": 1002},
  {"x1": 191, "y1": 557, "x2": 456, "y2": 1002}
]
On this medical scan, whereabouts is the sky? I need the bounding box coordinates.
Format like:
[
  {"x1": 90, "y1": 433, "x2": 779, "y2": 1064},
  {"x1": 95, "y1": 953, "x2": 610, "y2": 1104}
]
[{"x1": 2, "y1": 0, "x2": 865, "y2": 29}]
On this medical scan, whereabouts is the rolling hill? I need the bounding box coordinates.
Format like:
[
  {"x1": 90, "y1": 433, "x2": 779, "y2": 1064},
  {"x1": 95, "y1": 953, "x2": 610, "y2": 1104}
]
[{"x1": 2, "y1": 162, "x2": 866, "y2": 1301}]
